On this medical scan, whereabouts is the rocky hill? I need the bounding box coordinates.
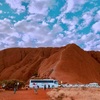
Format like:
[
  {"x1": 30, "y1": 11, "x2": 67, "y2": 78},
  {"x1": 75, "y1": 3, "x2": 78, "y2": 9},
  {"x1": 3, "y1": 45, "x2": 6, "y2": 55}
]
[{"x1": 0, "y1": 44, "x2": 100, "y2": 84}]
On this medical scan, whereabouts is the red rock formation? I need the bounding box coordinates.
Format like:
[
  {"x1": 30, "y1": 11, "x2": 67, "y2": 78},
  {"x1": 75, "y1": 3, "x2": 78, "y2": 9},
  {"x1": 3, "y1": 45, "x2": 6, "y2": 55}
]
[
  {"x1": 0, "y1": 44, "x2": 100, "y2": 84},
  {"x1": 0, "y1": 47, "x2": 60, "y2": 81},
  {"x1": 38, "y1": 44, "x2": 100, "y2": 84},
  {"x1": 88, "y1": 51, "x2": 100, "y2": 63}
]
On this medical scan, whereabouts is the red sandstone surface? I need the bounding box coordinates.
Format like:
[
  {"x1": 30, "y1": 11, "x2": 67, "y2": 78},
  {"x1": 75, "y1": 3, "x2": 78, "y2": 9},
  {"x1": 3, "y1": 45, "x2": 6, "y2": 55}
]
[
  {"x1": 0, "y1": 88, "x2": 100, "y2": 100},
  {"x1": 47, "y1": 87, "x2": 100, "y2": 100},
  {"x1": 0, "y1": 89, "x2": 49, "y2": 100},
  {"x1": 0, "y1": 43, "x2": 100, "y2": 83}
]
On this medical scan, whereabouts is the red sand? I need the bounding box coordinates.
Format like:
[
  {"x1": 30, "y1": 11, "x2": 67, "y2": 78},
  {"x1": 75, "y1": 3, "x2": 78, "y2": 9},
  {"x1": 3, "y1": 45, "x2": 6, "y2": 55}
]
[
  {"x1": 47, "y1": 87, "x2": 100, "y2": 100},
  {"x1": 0, "y1": 89, "x2": 50, "y2": 100},
  {"x1": 1, "y1": 88, "x2": 100, "y2": 100}
]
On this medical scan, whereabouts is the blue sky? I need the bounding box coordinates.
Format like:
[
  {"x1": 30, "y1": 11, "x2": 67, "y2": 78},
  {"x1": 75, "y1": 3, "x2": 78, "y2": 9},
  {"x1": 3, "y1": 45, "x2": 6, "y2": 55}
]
[{"x1": 0, "y1": 0, "x2": 100, "y2": 51}]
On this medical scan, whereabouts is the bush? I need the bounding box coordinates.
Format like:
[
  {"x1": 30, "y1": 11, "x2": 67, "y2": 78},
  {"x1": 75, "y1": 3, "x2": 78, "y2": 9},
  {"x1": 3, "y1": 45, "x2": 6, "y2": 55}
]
[
  {"x1": 47, "y1": 89, "x2": 66, "y2": 100},
  {"x1": 0, "y1": 79, "x2": 25, "y2": 90}
]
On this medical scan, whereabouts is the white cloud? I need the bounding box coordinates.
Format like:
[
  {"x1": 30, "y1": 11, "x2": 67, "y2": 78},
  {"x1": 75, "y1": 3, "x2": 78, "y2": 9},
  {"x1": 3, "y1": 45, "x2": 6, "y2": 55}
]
[
  {"x1": 57, "y1": 0, "x2": 74, "y2": 20},
  {"x1": 82, "y1": 13, "x2": 93, "y2": 26},
  {"x1": 61, "y1": 17, "x2": 78, "y2": 32},
  {"x1": 14, "y1": 20, "x2": 49, "y2": 35},
  {"x1": 28, "y1": 0, "x2": 53, "y2": 15},
  {"x1": 18, "y1": 41, "x2": 25, "y2": 47},
  {"x1": 92, "y1": 21, "x2": 100, "y2": 33},
  {"x1": 81, "y1": 33, "x2": 95, "y2": 42},
  {"x1": 0, "y1": 17, "x2": 53, "y2": 48},
  {"x1": 53, "y1": 38, "x2": 62, "y2": 44},
  {"x1": 22, "y1": 34, "x2": 30, "y2": 42},
  {"x1": 66, "y1": 0, "x2": 74, "y2": 13},
  {"x1": 49, "y1": 18, "x2": 55, "y2": 23},
  {"x1": 14, "y1": 20, "x2": 34, "y2": 33},
  {"x1": 26, "y1": 14, "x2": 44, "y2": 21},
  {"x1": 14, "y1": 19, "x2": 52, "y2": 45},
  {"x1": 95, "y1": 10, "x2": 100, "y2": 21},
  {"x1": 0, "y1": 0, "x2": 99, "y2": 51},
  {"x1": 0, "y1": 10, "x2": 2, "y2": 14},
  {"x1": 42, "y1": 21, "x2": 48, "y2": 26},
  {"x1": 5, "y1": 0, "x2": 25, "y2": 14},
  {"x1": 0, "y1": 18, "x2": 15, "y2": 34},
  {"x1": 57, "y1": 0, "x2": 87, "y2": 20},
  {"x1": 53, "y1": 33, "x2": 64, "y2": 45},
  {"x1": 97, "y1": 44, "x2": 100, "y2": 51},
  {"x1": 80, "y1": 32, "x2": 100, "y2": 51},
  {"x1": 28, "y1": 1, "x2": 46, "y2": 15},
  {"x1": 97, "y1": 10, "x2": 100, "y2": 15},
  {"x1": 0, "y1": 18, "x2": 22, "y2": 48},
  {"x1": 2, "y1": 37, "x2": 15, "y2": 45},
  {"x1": 84, "y1": 40, "x2": 100, "y2": 51},
  {"x1": 51, "y1": 24, "x2": 63, "y2": 34},
  {"x1": 1, "y1": 35, "x2": 21, "y2": 49}
]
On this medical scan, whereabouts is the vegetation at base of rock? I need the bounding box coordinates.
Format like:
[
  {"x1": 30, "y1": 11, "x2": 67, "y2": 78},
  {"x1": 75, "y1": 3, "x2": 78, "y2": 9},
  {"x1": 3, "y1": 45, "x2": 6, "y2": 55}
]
[{"x1": 0, "y1": 79, "x2": 25, "y2": 90}]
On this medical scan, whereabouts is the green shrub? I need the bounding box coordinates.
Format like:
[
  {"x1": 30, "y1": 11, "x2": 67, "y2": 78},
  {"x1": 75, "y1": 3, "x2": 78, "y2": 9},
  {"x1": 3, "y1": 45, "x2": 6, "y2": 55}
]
[{"x1": 0, "y1": 79, "x2": 25, "y2": 90}]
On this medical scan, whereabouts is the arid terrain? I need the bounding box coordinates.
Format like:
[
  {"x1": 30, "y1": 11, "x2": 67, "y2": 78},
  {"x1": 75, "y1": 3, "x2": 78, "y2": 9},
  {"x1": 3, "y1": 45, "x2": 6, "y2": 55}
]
[
  {"x1": 0, "y1": 43, "x2": 100, "y2": 83},
  {"x1": 0, "y1": 89, "x2": 50, "y2": 100},
  {"x1": 0, "y1": 87, "x2": 100, "y2": 100},
  {"x1": 47, "y1": 87, "x2": 100, "y2": 100}
]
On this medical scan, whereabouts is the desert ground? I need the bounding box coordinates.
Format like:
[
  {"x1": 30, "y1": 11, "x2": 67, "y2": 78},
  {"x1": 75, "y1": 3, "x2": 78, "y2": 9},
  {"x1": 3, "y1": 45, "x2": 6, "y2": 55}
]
[
  {"x1": 0, "y1": 88, "x2": 50, "y2": 100},
  {"x1": 47, "y1": 87, "x2": 100, "y2": 100},
  {"x1": 0, "y1": 87, "x2": 100, "y2": 100}
]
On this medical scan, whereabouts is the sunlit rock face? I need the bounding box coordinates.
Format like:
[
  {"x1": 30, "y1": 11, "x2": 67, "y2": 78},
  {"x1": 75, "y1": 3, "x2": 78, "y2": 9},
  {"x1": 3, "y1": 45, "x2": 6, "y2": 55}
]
[
  {"x1": 38, "y1": 44, "x2": 100, "y2": 84},
  {"x1": 0, "y1": 44, "x2": 100, "y2": 84}
]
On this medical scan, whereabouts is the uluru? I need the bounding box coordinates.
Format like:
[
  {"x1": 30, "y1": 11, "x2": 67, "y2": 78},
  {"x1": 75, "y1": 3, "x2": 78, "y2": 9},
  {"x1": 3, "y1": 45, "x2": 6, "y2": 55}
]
[{"x1": 0, "y1": 43, "x2": 100, "y2": 84}]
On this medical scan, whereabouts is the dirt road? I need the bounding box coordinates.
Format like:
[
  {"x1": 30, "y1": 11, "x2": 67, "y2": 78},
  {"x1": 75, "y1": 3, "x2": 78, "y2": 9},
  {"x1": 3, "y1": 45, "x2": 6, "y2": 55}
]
[{"x1": 0, "y1": 89, "x2": 50, "y2": 100}]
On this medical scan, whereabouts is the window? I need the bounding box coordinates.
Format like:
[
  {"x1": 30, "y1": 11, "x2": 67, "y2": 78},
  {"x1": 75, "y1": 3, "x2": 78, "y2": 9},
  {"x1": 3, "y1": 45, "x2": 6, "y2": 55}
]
[
  {"x1": 54, "y1": 81, "x2": 58, "y2": 84},
  {"x1": 31, "y1": 80, "x2": 54, "y2": 83}
]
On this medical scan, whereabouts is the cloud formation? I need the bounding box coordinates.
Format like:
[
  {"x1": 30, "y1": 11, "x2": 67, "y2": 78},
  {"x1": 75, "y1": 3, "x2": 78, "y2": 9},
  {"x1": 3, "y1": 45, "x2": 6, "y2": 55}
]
[
  {"x1": 0, "y1": 0, "x2": 100, "y2": 51},
  {"x1": 5, "y1": 0, "x2": 26, "y2": 14},
  {"x1": 92, "y1": 21, "x2": 100, "y2": 33}
]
